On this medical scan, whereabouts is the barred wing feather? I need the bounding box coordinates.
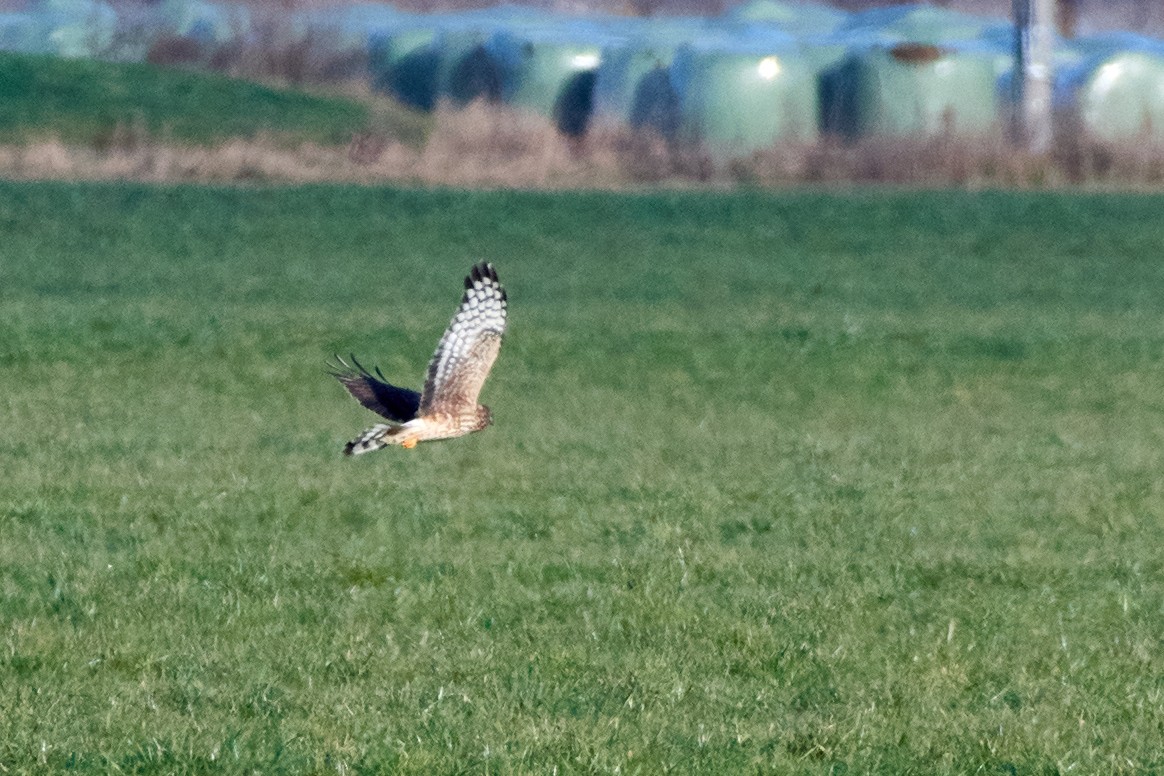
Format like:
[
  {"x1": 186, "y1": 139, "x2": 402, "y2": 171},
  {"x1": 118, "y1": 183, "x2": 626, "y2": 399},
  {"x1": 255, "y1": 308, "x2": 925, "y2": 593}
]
[{"x1": 420, "y1": 262, "x2": 508, "y2": 415}]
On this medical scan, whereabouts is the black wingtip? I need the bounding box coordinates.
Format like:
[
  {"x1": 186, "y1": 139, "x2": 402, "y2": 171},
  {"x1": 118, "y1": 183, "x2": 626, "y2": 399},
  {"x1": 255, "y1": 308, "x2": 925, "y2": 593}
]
[
  {"x1": 466, "y1": 261, "x2": 499, "y2": 287},
  {"x1": 328, "y1": 353, "x2": 387, "y2": 387},
  {"x1": 349, "y1": 353, "x2": 370, "y2": 376}
]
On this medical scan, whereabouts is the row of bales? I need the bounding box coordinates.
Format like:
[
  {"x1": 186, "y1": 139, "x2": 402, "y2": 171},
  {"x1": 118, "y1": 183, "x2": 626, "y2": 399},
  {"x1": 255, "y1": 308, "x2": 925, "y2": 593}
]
[
  {"x1": 4, "y1": 0, "x2": 1164, "y2": 154},
  {"x1": 365, "y1": 2, "x2": 1164, "y2": 153}
]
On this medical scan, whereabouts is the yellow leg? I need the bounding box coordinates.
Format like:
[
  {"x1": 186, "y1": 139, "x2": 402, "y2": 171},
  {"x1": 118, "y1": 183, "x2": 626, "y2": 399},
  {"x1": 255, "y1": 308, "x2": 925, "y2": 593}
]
[{"x1": 401, "y1": 438, "x2": 418, "y2": 449}]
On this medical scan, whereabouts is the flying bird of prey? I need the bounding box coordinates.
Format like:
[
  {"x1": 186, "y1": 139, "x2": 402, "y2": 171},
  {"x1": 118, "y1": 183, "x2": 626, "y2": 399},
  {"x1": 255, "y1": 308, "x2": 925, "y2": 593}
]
[{"x1": 329, "y1": 262, "x2": 507, "y2": 455}]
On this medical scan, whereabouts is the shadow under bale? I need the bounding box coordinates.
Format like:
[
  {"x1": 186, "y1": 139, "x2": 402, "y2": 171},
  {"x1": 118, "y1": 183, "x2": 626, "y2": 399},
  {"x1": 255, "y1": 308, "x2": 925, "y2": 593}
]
[
  {"x1": 554, "y1": 69, "x2": 597, "y2": 138},
  {"x1": 446, "y1": 45, "x2": 504, "y2": 106},
  {"x1": 375, "y1": 46, "x2": 440, "y2": 111},
  {"x1": 629, "y1": 66, "x2": 681, "y2": 142}
]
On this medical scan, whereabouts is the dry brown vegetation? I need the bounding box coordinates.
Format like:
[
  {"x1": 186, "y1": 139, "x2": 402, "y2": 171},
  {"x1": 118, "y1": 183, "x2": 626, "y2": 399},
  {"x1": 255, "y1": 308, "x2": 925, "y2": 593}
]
[
  {"x1": 139, "y1": 14, "x2": 370, "y2": 85},
  {"x1": 6, "y1": 96, "x2": 1164, "y2": 189}
]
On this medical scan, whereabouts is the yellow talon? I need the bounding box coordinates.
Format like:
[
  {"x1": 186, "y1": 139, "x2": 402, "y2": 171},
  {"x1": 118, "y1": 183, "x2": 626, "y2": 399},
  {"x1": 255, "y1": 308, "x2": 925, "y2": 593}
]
[{"x1": 402, "y1": 438, "x2": 418, "y2": 449}]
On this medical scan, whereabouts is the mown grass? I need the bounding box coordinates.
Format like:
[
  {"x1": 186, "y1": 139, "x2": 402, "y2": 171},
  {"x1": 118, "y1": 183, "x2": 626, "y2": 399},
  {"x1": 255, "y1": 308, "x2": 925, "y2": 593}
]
[
  {"x1": 0, "y1": 52, "x2": 379, "y2": 146},
  {"x1": 2, "y1": 183, "x2": 1164, "y2": 773}
]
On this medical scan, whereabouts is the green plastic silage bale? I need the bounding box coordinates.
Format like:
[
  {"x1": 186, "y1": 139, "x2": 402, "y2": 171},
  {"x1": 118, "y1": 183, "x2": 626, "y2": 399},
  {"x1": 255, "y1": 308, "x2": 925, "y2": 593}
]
[
  {"x1": 674, "y1": 38, "x2": 818, "y2": 156},
  {"x1": 369, "y1": 22, "x2": 440, "y2": 110},
  {"x1": 498, "y1": 34, "x2": 603, "y2": 116},
  {"x1": 490, "y1": 25, "x2": 616, "y2": 135},
  {"x1": 822, "y1": 42, "x2": 1006, "y2": 139},
  {"x1": 37, "y1": 0, "x2": 118, "y2": 58},
  {"x1": 840, "y1": 3, "x2": 1005, "y2": 46},
  {"x1": 592, "y1": 18, "x2": 726, "y2": 130},
  {"x1": 1058, "y1": 50, "x2": 1164, "y2": 143},
  {"x1": 435, "y1": 26, "x2": 498, "y2": 105},
  {"x1": 438, "y1": 8, "x2": 554, "y2": 106}
]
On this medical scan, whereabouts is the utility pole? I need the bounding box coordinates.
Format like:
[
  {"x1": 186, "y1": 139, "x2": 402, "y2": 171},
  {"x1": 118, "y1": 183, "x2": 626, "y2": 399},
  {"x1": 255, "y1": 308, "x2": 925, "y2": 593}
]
[{"x1": 1013, "y1": 0, "x2": 1056, "y2": 154}]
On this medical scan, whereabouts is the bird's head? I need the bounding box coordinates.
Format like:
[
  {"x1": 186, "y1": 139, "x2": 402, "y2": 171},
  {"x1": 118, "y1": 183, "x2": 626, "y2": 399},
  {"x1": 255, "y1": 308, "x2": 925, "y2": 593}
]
[{"x1": 477, "y1": 405, "x2": 493, "y2": 428}]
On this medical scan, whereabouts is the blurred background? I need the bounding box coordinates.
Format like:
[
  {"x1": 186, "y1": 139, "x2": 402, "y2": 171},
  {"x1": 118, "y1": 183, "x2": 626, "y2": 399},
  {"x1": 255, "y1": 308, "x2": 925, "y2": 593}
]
[{"x1": 3, "y1": 0, "x2": 1164, "y2": 185}]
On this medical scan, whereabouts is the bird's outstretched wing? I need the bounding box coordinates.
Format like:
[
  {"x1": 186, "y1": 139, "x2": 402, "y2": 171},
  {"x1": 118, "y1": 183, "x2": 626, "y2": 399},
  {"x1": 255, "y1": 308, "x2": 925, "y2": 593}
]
[
  {"x1": 420, "y1": 262, "x2": 507, "y2": 415},
  {"x1": 328, "y1": 354, "x2": 421, "y2": 422}
]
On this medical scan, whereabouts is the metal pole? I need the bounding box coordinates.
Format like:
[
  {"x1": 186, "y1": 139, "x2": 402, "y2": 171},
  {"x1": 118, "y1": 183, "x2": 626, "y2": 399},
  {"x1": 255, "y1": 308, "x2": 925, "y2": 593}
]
[{"x1": 1013, "y1": 0, "x2": 1055, "y2": 154}]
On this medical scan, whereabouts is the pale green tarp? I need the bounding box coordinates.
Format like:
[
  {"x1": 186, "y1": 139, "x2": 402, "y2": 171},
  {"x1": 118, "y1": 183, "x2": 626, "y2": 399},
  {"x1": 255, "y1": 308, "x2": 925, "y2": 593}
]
[
  {"x1": 839, "y1": 3, "x2": 1006, "y2": 45},
  {"x1": 1055, "y1": 46, "x2": 1164, "y2": 142},
  {"x1": 155, "y1": 0, "x2": 251, "y2": 45},
  {"x1": 35, "y1": 0, "x2": 118, "y2": 58},
  {"x1": 488, "y1": 23, "x2": 618, "y2": 134},
  {"x1": 591, "y1": 19, "x2": 723, "y2": 126},
  {"x1": 726, "y1": 0, "x2": 847, "y2": 36},
  {"x1": 820, "y1": 40, "x2": 1009, "y2": 139},
  {"x1": 672, "y1": 32, "x2": 818, "y2": 154}
]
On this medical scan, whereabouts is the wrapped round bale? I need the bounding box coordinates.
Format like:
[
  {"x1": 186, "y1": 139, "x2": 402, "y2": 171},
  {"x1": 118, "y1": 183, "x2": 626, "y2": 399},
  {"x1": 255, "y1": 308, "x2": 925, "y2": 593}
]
[
  {"x1": 489, "y1": 22, "x2": 620, "y2": 136},
  {"x1": 671, "y1": 31, "x2": 818, "y2": 155},
  {"x1": 1055, "y1": 44, "x2": 1164, "y2": 143},
  {"x1": 820, "y1": 39, "x2": 1009, "y2": 140}
]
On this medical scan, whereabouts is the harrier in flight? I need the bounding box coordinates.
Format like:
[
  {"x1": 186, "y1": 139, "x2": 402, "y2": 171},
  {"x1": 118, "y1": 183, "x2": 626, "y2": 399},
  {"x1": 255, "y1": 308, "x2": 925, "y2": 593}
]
[{"x1": 330, "y1": 262, "x2": 507, "y2": 455}]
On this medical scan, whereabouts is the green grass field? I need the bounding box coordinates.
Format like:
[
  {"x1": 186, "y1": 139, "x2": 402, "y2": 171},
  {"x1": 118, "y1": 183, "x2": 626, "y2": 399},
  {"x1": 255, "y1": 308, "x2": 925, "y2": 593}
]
[
  {"x1": 0, "y1": 52, "x2": 385, "y2": 146},
  {"x1": 3, "y1": 183, "x2": 1164, "y2": 773}
]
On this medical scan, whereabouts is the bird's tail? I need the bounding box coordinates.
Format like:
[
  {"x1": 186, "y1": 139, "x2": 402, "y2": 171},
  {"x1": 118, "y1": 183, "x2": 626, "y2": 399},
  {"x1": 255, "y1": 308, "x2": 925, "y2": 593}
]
[
  {"x1": 344, "y1": 424, "x2": 398, "y2": 456},
  {"x1": 344, "y1": 422, "x2": 423, "y2": 455}
]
